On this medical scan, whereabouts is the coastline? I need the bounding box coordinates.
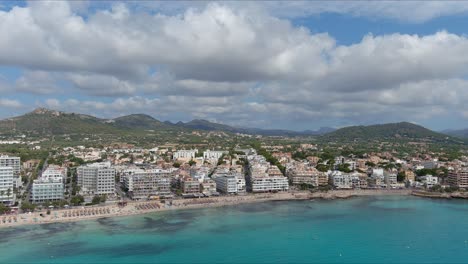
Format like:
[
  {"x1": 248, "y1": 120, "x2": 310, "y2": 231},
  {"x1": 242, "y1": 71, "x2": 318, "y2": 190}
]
[
  {"x1": 411, "y1": 190, "x2": 468, "y2": 199},
  {"x1": 0, "y1": 189, "x2": 410, "y2": 229}
]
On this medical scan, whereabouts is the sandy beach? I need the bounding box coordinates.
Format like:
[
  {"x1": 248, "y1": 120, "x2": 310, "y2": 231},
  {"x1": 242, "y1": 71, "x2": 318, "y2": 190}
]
[{"x1": 0, "y1": 189, "x2": 411, "y2": 229}]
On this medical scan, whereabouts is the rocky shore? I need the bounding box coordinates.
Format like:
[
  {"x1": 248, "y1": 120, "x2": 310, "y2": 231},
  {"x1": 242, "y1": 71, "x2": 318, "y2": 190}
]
[
  {"x1": 0, "y1": 189, "x2": 411, "y2": 229},
  {"x1": 411, "y1": 190, "x2": 468, "y2": 199}
]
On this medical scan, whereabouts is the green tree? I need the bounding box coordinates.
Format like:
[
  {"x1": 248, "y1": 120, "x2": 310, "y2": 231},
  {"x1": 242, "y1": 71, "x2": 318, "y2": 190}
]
[
  {"x1": 21, "y1": 202, "x2": 36, "y2": 212},
  {"x1": 397, "y1": 171, "x2": 406, "y2": 182},
  {"x1": 188, "y1": 159, "x2": 196, "y2": 166},
  {"x1": 71, "y1": 195, "x2": 84, "y2": 206},
  {"x1": 0, "y1": 203, "x2": 11, "y2": 214}
]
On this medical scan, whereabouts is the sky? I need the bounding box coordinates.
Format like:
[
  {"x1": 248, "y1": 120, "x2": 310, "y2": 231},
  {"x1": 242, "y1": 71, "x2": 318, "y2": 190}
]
[{"x1": 1, "y1": 1, "x2": 468, "y2": 131}]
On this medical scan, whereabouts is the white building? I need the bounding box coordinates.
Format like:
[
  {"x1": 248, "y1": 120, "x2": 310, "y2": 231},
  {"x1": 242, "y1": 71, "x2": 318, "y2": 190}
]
[
  {"x1": 247, "y1": 155, "x2": 289, "y2": 192},
  {"x1": 419, "y1": 175, "x2": 439, "y2": 188},
  {"x1": 31, "y1": 165, "x2": 66, "y2": 204},
  {"x1": 331, "y1": 171, "x2": 354, "y2": 189},
  {"x1": 0, "y1": 155, "x2": 21, "y2": 188},
  {"x1": 77, "y1": 162, "x2": 115, "y2": 195},
  {"x1": 213, "y1": 174, "x2": 238, "y2": 194},
  {"x1": 0, "y1": 155, "x2": 20, "y2": 175},
  {"x1": 384, "y1": 172, "x2": 398, "y2": 186},
  {"x1": 0, "y1": 166, "x2": 14, "y2": 203},
  {"x1": 203, "y1": 150, "x2": 228, "y2": 160},
  {"x1": 173, "y1": 149, "x2": 198, "y2": 160},
  {"x1": 122, "y1": 168, "x2": 171, "y2": 200}
]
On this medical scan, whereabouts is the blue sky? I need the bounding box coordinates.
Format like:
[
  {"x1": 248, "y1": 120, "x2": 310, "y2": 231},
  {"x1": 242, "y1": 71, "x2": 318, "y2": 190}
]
[{"x1": 1, "y1": 1, "x2": 468, "y2": 131}]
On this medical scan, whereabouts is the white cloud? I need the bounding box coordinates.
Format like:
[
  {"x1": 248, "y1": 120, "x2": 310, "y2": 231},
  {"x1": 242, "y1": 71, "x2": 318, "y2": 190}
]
[
  {"x1": 0, "y1": 98, "x2": 23, "y2": 108},
  {"x1": 15, "y1": 71, "x2": 59, "y2": 94},
  {"x1": 2, "y1": 2, "x2": 468, "y2": 128}
]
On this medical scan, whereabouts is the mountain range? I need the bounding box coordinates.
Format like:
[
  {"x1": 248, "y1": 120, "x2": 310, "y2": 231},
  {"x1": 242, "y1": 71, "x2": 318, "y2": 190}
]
[
  {"x1": 0, "y1": 108, "x2": 464, "y2": 144},
  {"x1": 0, "y1": 108, "x2": 334, "y2": 137}
]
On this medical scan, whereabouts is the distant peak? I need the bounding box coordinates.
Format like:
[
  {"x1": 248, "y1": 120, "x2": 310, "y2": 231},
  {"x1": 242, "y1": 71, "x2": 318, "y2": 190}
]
[{"x1": 30, "y1": 108, "x2": 61, "y2": 116}]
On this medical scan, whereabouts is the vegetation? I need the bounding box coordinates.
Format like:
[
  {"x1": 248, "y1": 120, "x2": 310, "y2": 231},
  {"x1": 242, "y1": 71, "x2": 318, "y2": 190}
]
[
  {"x1": 71, "y1": 195, "x2": 85, "y2": 206},
  {"x1": 0, "y1": 203, "x2": 11, "y2": 214}
]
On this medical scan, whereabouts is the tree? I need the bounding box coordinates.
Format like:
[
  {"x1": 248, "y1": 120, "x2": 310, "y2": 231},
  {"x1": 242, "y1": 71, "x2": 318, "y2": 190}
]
[
  {"x1": 0, "y1": 203, "x2": 11, "y2": 214},
  {"x1": 92, "y1": 195, "x2": 101, "y2": 205},
  {"x1": 6, "y1": 188, "x2": 11, "y2": 199},
  {"x1": 337, "y1": 164, "x2": 352, "y2": 173},
  {"x1": 316, "y1": 164, "x2": 329, "y2": 172},
  {"x1": 71, "y1": 195, "x2": 84, "y2": 206},
  {"x1": 188, "y1": 159, "x2": 196, "y2": 166},
  {"x1": 21, "y1": 202, "x2": 36, "y2": 212},
  {"x1": 173, "y1": 162, "x2": 181, "y2": 168},
  {"x1": 397, "y1": 171, "x2": 406, "y2": 182}
]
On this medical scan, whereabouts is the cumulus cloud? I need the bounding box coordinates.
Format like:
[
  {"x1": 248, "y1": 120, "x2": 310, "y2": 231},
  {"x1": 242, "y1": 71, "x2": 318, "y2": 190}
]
[
  {"x1": 15, "y1": 71, "x2": 59, "y2": 94},
  {"x1": 2, "y1": 1, "x2": 468, "y2": 129},
  {"x1": 0, "y1": 98, "x2": 23, "y2": 108}
]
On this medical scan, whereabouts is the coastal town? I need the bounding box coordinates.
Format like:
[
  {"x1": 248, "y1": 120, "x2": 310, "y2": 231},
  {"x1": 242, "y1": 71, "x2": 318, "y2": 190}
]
[{"x1": 1, "y1": 139, "x2": 468, "y2": 227}]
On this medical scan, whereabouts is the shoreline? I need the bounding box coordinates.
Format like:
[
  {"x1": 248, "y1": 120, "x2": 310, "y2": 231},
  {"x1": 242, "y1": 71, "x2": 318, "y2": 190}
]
[
  {"x1": 0, "y1": 189, "x2": 411, "y2": 229},
  {"x1": 411, "y1": 190, "x2": 468, "y2": 200}
]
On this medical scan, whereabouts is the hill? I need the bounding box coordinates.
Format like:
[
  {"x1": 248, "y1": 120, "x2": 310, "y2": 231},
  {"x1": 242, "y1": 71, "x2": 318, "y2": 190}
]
[
  {"x1": 108, "y1": 114, "x2": 175, "y2": 130},
  {"x1": 175, "y1": 119, "x2": 335, "y2": 136},
  {"x1": 441, "y1": 129, "x2": 468, "y2": 139},
  {"x1": 0, "y1": 108, "x2": 123, "y2": 136},
  {"x1": 320, "y1": 122, "x2": 463, "y2": 143},
  {"x1": 0, "y1": 109, "x2": 329, "y2": 138}
]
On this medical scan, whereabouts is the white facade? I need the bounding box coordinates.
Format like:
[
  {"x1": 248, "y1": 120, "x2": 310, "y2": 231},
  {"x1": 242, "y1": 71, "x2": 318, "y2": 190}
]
[
  {"x1": 247, "y1": 155, "x2": 289, "y2": 192},
  {"x1": 214, "y1": 174, "x2": 238, "y2": 194},
  {"x1": 173, "y1": 149, "x2": 198, "y2": 160},
  {"x1": 420, "y1": 175, "x2": 439, "y2": 188},
  {"x1": 122, "y1": 168, "x2": 171, "y2": 199},
  {"x1": 203, "y1": 150, "x2": 227, "y2": 160},
  {"x1": 0, "y1": 155, "x2": 20, "y2": 175},
  {"x1": 77, "y1": 162, "x2": 115, "y2": 195},
  {"x1": 31, "y1": 165, "x2": 66, "y2": 203},
  {"x1": 250, "y1": 177, "x2": 289, "y2": 192},
  {"x1": 0, "y1": 155, "x2": 21, "y2": 188},
  {"x1": 0, "y1": 166, "x2": 14, "y2": 203}
]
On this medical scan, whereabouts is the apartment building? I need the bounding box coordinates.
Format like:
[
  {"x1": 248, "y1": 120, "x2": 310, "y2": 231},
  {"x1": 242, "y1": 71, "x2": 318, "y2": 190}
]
[
  {"x1": 173, "y1": 149, "x2": 198, "y2": 160},
  {"x1": 0, "y1": 166, "x2": 14, "y2": 203},
  {"x1": 203, "y1": 150, "x2": 228, "y2": 160},
  {"x1": 287, "y1": 164, "x2": 325, "y2": 186},
  {"x1": 181, "y1": 176, "x2": 200, "y2": 194},
  {"x1": 247, "y1": 155, "x2": 289, "y2": 192},
  {"x1": 0, "y1": 155, "x2": 21, "y2": 188},
  {"x1": 122, "y1": 168, "x2": 171, "y2": 200},
  {"x1": 31, "y1": 165, "x2": 65, "y2": 203},
  {"x1": 448, "y1": 168, "x2": 468, "y2": 189},
  {"x1": 200, "y1": 179, "x2": 217, "y2": 196},
  {"x1": 77, "y1": 161, "x2": 116, "y2": 195}
]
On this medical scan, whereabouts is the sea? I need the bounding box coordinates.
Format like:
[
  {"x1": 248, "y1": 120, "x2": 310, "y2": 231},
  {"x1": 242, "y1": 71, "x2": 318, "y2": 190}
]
[{"x1": 1, "y1": 195, "x2": 468, "y2": 263}]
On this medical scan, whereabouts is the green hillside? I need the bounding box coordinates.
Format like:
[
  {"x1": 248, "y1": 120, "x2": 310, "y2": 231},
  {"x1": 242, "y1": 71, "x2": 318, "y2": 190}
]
[{"x1": 321, "y1": 122, "x2": 463, "y2": 143}]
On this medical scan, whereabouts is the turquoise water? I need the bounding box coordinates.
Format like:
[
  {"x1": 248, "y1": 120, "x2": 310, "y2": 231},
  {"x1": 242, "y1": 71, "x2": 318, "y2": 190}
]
[{"x1": 1, "y1": 196, "x2": 468, "y2": 263}]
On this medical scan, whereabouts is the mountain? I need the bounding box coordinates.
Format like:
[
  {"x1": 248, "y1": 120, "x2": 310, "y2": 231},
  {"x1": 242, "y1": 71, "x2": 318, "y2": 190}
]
[
  {"x1": 176, "y1": 119, "x2": 238, "y2": 132},
  {"x1": 108, "y1": 114, "x2": 174, "y2": 130},
  {"x1": 441, "y1": 129, "x2": 468, "y2": 139},
  {"x1": 0, "y1": 108, "x2": 122, "y2": 135},
  {"x1": 321, "y1": 122, "x2": 463, "y2": 143},
  {"x1": 0, "y1": 109, "x2": 328, "y2": 137},
  {"x1": 174, "y1": 119, "x2": 335, "y2": 136},
  {"x1": 0, "y1": 109, "x2": 458, "y2": 144}
]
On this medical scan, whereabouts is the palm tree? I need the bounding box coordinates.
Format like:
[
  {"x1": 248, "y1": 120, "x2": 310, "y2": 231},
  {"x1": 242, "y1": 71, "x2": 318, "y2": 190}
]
[
  {"x1": 0, "y1": 190, "x2": 4, "y2": 199},
  {"x1": 6, "y1": 188, "x2": 11, "y2": 199}
]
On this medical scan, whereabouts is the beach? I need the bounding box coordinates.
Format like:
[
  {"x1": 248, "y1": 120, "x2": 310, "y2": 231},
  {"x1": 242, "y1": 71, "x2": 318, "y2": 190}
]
[{"x1": 0, "y1": 189, "x2": 411, "y2": 229}]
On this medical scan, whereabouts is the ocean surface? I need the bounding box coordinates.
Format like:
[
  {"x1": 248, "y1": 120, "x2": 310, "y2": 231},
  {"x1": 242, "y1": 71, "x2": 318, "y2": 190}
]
[{"x1": 1, "y1": 196, "x2": 468, "y2": 263}]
